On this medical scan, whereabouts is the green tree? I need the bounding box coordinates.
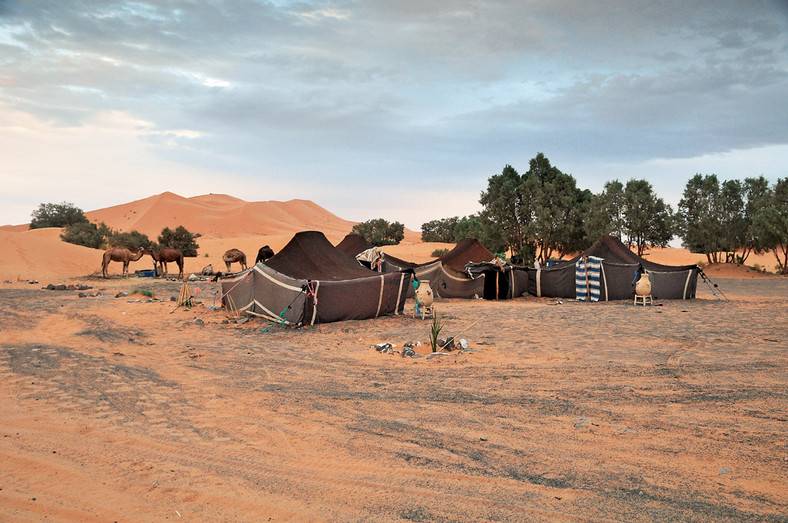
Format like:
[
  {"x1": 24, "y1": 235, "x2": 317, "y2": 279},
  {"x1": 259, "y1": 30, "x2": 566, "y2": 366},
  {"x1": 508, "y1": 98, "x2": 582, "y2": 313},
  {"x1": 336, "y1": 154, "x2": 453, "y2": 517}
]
[
  {"x1": 740, "y1": 176, "x2": 772, "y2": 264},
  {"x1": 717, "y1": 179, "x2": 747, "y2": 263},
  {"x1": 453, "y1": 217, "x2": 485, "y2": 243},
  {"x1": 60, "y1": 221, "x2": 112, "y2": 249},
  {"x1": 30, "y1": 202, "x2": 89, "y2": 229},
  {"x1": 479, "y1": 165, "x2": 526, "y2": 254},
  {"x1": 351, "y1": 219, "x2": 405, "y2": 246},
  {"x1": 622, "y1": 179, "x2": 674, "y2": 256},
  {"x1": 519, "y1": 154, "x2": 587, "y2": 262},
  {"x1": 108, "y1": 230, "x2": 153, "y2": 251},
  {"x1": 678, "y1": 174, "x2": 725, "y2": 263},
  {"x1": 584, "y1": 180, "x2": 626, "y2": 243},
  {"x1": 751, "y1": 178, "x2": 788, "y2": 274},
  {"x1": 158, "y1": 226, "x2": 200, "y2": 256},
  {"x1": 421, "y1": 217, "x2": 459, "y2": 242}
]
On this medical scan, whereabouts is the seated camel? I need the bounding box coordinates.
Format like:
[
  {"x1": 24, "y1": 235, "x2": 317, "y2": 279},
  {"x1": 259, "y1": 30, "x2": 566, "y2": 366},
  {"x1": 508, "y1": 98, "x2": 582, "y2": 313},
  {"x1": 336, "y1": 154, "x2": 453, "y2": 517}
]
[
  {"x1": 255, "y1": 245, "x2": 275, "y2": 264},
  {"x1": 102, "y1": 247, "x2": 145, "y2": 278},
  {"x1": 146, "y1": 247, "x2": 184, "y2": 279},
  {"x1": 222, "y1": 249, "x2": 247, "y2": 272}
]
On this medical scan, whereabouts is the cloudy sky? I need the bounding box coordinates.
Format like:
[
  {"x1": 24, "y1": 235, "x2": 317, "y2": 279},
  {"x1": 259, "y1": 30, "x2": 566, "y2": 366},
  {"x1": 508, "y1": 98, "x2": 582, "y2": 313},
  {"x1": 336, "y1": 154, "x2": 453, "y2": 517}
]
[{"x1": 1, "y1": 1, "x2": 787, "y2": 231}]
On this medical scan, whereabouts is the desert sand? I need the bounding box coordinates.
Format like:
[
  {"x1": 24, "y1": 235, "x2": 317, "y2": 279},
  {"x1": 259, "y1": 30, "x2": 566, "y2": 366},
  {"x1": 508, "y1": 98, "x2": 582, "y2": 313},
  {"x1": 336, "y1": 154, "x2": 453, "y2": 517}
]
[{"x1": 1, "y1": 193, "x2": 786, "y2": 521}]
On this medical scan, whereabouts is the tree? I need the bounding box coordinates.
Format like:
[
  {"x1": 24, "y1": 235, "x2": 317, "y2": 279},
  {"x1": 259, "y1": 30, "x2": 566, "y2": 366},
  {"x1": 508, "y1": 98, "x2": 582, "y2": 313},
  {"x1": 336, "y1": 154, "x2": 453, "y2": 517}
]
[
  {"x1": 108, "y1": 230, "x2": 153, "y2": 251},
  {"x1": 678, "y1": 174, "x2": 725, "y2": 263},
  {"x1": 519, "y1": 154, "x2": 587, "y2": 262},
  {"x1": 622, "y1": 179, "x2": 674, "y2": 256},
  {"x1": 421, "y1": 217, "x2": 459, "y2": 242},
  {"x1": 717, "y1": 179, "x2": 749, "y2": 263},
  {"x1": 584, "y1": 180, "x2": 625, "y2": 243},
  {"x1": 30, "y1": 202, "x2": 89, "y2": 229},
  {"x1": 158, "y1": 226, "x2": 200, "y2": 256},
  {"x1": 479, "y1": 165, "x2": 526, "y2": 255},
  {"x1": 453, "y1": 217, "x2": 485, "y2": 243},
  {"x1": 60, "y1": 221, "x2": 112, "y2": 249},
  {"x1": 740, "y1": 176, "x2": 772, "y2": 264},
  {"x1": 751, "y1": 178, "x2": 788, "y2": 274},
  {"x1": 351, "y1": 219, "x2": 404, "y2": 246}
]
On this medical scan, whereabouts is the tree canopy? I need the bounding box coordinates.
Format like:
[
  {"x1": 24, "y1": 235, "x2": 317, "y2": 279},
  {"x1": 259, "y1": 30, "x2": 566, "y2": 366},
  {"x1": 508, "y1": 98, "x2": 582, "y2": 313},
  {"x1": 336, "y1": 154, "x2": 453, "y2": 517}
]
[
  {"x1": 158, "y1": 226, "x2": 200, "y2": 256},
  {"x1": 351, "y1": 219, "x2": 404, "y2": 246},
  {"x1": 30, "y1": 202, "x2": 89, "y2": 229}
]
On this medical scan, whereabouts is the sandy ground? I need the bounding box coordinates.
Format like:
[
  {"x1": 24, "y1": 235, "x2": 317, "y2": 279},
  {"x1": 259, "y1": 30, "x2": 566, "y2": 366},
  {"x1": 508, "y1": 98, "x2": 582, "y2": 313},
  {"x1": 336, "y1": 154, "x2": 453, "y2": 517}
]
[
  {"x1": 2, "y1": 193, "x2": 786, "y2": 520},
  {"x1": 1, "y1": 274, "x2": 786, "y2": 521}
]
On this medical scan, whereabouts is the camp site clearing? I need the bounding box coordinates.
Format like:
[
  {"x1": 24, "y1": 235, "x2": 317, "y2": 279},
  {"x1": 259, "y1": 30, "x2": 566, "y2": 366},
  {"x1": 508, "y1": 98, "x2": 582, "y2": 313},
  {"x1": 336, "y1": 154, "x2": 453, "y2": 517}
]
[{"x1": 1, "y1": 272, "x2": 786, "y2": 521}]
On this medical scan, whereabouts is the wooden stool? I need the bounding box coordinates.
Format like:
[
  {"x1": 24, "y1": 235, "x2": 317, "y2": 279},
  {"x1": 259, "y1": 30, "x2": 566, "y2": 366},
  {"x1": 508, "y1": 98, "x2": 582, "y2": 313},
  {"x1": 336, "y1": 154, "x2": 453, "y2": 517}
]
[
  {"x1": 634, "y1": 294, "x2": 653, "y2": 306},
  {"x1": 413, "y1": 305, "x2": 434, "y2": 319}
]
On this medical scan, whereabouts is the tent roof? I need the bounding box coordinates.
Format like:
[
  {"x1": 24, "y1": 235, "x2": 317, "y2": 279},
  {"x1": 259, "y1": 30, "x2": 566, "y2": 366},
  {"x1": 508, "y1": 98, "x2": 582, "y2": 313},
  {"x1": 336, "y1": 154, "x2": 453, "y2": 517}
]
[
  {"x1": 572, "y1": 235, "x2": 697, "y2": 271},
  {"x1": 440, "y1": 238, "x2": 496, "y2": 272},
  {"x1": 335, "y1": 233, "x2": 372, "y2": 256},
  {"x1": 265, "y1": 231, "x2": 381, "y2": 281}
]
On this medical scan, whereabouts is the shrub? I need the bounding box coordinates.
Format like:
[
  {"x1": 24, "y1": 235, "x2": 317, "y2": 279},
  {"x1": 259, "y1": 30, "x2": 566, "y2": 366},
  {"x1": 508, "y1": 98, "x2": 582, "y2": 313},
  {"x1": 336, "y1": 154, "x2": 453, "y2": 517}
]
[
  {"x1": 61, "y1": 221, "x2": 110, "y2": 249},
  {"x1": 108, "y1": 230, "x2": 153, "y2": 251},
  {"x1": 31, "y1": 202, "x2": 88, "y2": 229},
  {"x1": 430, "y1": 248, "x2": 449, "y2": 258},
  {"x1": 158, "y1": 226, "x2": 200, "y2": 256}
]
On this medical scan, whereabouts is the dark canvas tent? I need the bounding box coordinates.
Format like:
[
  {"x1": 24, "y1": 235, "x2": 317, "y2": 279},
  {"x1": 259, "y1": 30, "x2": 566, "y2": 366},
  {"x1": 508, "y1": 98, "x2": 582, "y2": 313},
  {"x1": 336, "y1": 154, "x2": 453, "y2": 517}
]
[
  {"x1": 222, "y1": 231, "x2": 412, "y2": 324},
  {"x1": 407, "y1": 239, "x2": 494, "y2": 299},
  {"x1": 335, "y1": 233, "x2": 372, "y2": 256},
  {"x1": 526, "y1": 235, "x2": 698, "y2": 301},
  {"x1": 466, "y1": 260, "x2": 529, "y2": 300}
]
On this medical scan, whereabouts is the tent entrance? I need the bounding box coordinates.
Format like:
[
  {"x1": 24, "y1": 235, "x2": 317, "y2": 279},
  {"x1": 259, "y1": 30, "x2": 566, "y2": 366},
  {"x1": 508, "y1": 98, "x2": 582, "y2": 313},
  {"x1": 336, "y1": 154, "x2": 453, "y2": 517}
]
[{"x1": 483, "y1": 270, "x2": 509, "y2": 300}]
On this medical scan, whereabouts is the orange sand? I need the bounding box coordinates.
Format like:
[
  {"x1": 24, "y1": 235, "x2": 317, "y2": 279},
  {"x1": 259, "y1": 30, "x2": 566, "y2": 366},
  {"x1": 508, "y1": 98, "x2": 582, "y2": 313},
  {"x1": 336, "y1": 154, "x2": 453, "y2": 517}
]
[{"x1": 1, "y1": 193, "x2": 786, "y2": 520}]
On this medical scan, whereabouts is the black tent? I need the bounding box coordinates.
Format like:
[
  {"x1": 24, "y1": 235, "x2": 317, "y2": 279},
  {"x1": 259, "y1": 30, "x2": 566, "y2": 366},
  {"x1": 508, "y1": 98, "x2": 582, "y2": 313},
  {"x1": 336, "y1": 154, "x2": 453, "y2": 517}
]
[
  {"x1": 222, "y1": 231, "x2": 411, "y2": 324},
  {"x1": 526, "y1": 236, "x2": 698, "y2": 300},
  {"x1": 335, "y1": 234, "x2": 372, "y2": 256},
  {"x1": 466, "y1": 260, "x2": 529, "y2": 300}
]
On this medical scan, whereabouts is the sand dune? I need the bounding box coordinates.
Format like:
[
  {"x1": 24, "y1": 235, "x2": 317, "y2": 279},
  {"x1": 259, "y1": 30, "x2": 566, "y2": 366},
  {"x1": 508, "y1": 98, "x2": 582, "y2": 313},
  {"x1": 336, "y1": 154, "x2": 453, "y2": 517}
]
[{"x1": 84, "y1": 192, "x2": 360, "y2": 239}]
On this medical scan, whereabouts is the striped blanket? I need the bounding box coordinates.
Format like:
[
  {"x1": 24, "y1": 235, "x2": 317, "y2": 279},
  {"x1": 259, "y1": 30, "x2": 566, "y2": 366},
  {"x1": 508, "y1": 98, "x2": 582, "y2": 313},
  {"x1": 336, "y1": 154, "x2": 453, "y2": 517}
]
[{"x1": 576, "y1": 256, "x2": 603, "y2": 302}]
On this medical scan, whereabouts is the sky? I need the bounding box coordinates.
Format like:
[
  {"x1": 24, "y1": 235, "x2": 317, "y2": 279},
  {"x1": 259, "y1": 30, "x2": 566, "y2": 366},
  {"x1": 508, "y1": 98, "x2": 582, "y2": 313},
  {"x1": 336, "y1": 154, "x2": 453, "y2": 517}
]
[{"x1": 1, "y1": 1, "x2": 787, "y2": 232}]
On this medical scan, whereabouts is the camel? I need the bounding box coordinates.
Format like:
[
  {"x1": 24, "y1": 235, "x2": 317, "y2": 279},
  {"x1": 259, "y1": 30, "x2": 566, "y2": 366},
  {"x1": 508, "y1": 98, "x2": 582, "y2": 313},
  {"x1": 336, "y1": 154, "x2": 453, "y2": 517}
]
[
  {"x1": 222, "y1": 249, "x2": 247, "y2": 272},
  {"x1": 146, "y1": 247, "x2": 184, "y2": 279},
  {"x1": 101, "y1": 247, "x2": 145, "y2": 278},
  {"x1": 255, "y1": 245, "x2": 275, "y2": 264}
]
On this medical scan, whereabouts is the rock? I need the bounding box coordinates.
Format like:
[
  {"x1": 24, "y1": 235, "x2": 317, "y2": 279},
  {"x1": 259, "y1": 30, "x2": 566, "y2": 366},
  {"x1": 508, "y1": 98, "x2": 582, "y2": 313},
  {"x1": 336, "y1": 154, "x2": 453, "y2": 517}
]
[
  {"x1": 115, "y1": 291, "x2": 130, "y2": 298},
  {"x1": 401, "y1": 346, "x2": 416, "y2": 358},
  {"x1": 54, "y1": 284, "x2": 67, "y2": 291},
  {"x1": 439, "y1": 338, "x2": 455, "y2": 350},
  {"x1": 188, "y1": 273, "x2": 199, "y2": 281},
  {"x1": 375, "y1": 343, "x2": 393, "y2": 353},
  {"x1": 78, "y1": 292, "x2": 87, "y2": 298},
  {"x1": 237, "y1": 317, "x2": 249, "y2": 325},
  {"x1": 46, "y1": 283, "x2": 55, "y2": 290},
  {"x1": 193, "y1": 318, "x2": 205, "y2": 326},
  {"x1": 67, "y1": 284, "x2": 76, "y2": 291},
  {"x1": 457, "y1": 338, "x2": 469, "y2": 350}
]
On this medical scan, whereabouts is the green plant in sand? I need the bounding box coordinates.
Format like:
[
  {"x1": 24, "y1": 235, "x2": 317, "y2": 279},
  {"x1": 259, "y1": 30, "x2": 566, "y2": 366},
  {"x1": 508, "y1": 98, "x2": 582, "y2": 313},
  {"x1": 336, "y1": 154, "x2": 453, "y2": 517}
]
[
  {"x1": 133, "y1": 288, "x2": 154, "y2": 298},
  {"x1": 429, "y1": 311, "x2": 443, "y2": 353}
]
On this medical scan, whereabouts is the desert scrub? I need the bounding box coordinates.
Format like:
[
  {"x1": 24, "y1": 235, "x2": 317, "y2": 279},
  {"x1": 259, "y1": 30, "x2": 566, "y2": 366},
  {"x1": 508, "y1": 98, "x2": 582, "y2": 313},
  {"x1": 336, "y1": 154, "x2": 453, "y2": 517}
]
[
  {"x1": 430, "y1": 248, "x2": 449, "y2": 258},
  {"x1": 429, "y1": 311, "x2": 443, "y2": 352},
  {"x1": 133, "y1": 288, "x2": 154, "y2": 298}
]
